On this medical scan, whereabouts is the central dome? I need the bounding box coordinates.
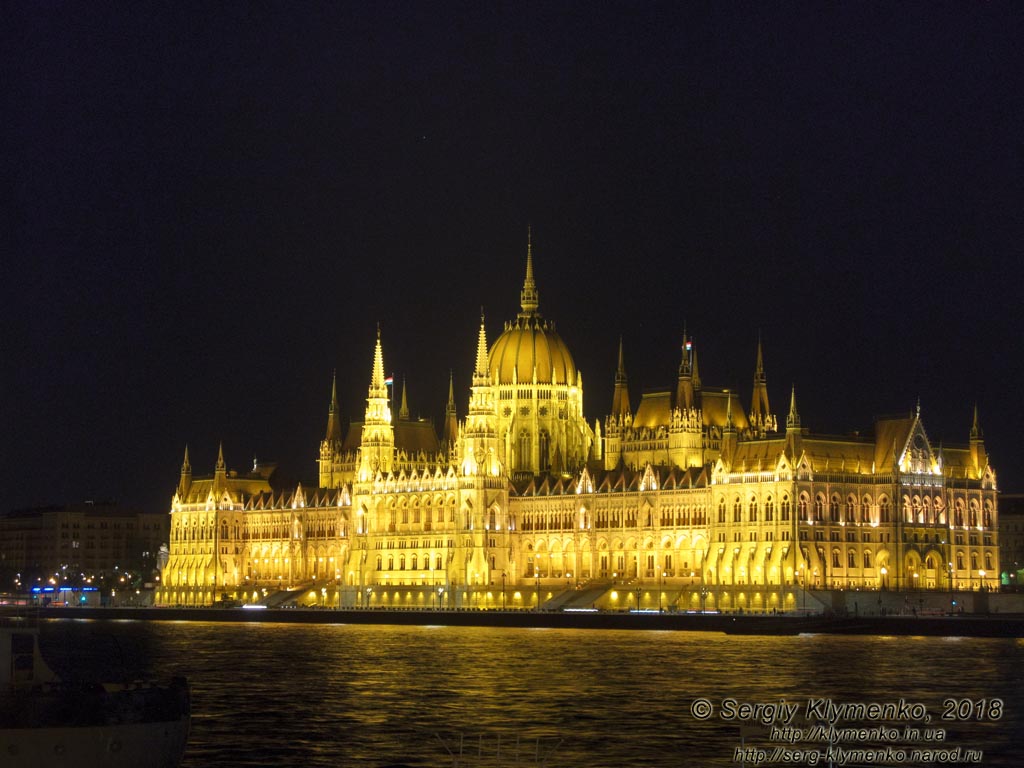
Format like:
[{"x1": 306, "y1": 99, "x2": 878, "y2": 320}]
[{"x1": 488, "y1": 316, "x2": 576, "y2": 385}]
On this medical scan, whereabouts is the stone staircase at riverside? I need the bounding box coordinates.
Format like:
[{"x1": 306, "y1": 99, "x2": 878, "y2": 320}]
[
  {"x1": 541, "y1": 582, "x2": 612, "y2": 611},
  {"x1": 258, "y1": 582, "x2": 316, "y2": 608}
]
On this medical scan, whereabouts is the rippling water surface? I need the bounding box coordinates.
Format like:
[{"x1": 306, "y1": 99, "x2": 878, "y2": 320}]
[{"x1": 38, "y1": 620, "x2": 1024, "y2": 767}]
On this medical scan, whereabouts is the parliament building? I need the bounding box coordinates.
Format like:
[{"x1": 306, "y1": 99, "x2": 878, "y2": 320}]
[{"x1": 158, "y1": 241, "x2": 1000, "y2": 610}]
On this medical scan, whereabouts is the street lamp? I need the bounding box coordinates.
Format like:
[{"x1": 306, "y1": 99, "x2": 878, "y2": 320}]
[
  {"x1": 634, "y1": 586, "x2": 642, "y2": 610},
  {"x1": 659, "y1": 571, "x2": 666, "y2": 612},
  {"x1": 501, "y1": 572, "x2": 507, "y2": 611},
  {"x1": 700, "y1": 585, "x2": 709, "y2": 613}
]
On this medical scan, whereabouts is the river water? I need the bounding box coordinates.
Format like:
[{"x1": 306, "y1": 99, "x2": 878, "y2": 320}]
[{"x1": 37, "y1": 620, "x2": 1023, "y2": 767}]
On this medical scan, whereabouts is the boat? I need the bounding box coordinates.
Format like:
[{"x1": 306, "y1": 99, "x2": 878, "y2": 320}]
[{"x1": 0, "y1": 613, "x2": 190, "y2": 768}]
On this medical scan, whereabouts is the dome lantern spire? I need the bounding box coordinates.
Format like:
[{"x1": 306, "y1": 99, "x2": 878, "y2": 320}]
[{"x1": 519, "y1": 226, "x2": 540, "y2": 317}]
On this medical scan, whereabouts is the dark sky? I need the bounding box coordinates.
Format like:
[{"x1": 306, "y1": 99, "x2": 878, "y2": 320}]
[{"x1": 6, "y1": 3, "x2": 1023, "y2": 516}]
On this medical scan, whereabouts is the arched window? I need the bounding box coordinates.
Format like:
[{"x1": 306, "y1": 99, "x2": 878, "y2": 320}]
[
  {"x1": 781, "y1": 496, "x2": 791, "y2": 521},
  {"x1": 970, "y1": 553, "x2": 978, "y2": 571},
  {"x1": 863, "y1": 550, "x2": 872, "y2": 568},
  {"x1": 765, "y1": 498, "x2": 774, "y2": 522},
  {"x1": 539, "y1": 430, "x2": 550, "y2": 470},
  {"x1": 956, "y1": 552, "x2": 964, "y2": 570},
  {"x1": 799, "y1": 495, "x2": 808, "y2": 520},
  {"x1": 955, "y1": 501, "x2": 964, "y2": 527},
  {"x1": 847, "y1": 550, "x2": 856, "y2": 568},
  {"x1": 829, "y1": 495, "x2": 840, "y2": 521},
  {"x1": 718, "y1": 499, "x2": 726, "y2": 524},
  {"x1": 435, "y1": 555, "x2": 443, "y2": 570},
  {"x1": 387, "y1": 556, "x2": 394, "y2": 570},
  {"x1": 375, "y1": 555, "x2": 382, "y2": 570},
  {"x1": 733, "y1": 497, "x2": 742, "y2": 523},
  {"x1": 983, "y1": 502, "x2": 993, "y2": 528},
  {"x1": 814, "y1": 495, "x2": 824, "y2": 522},
  {"x1": 748, "y1": 498, "x2": 758, "y2": 523},
  {"x1": 832, "y1": 550, "x2": 841, "y2": 568},
  {"x1": 985, "y1": 552, "x2": 993, "y2": 570},
  {"x1": 411, "y1": 554, "x2": 418, "y2": 570},
  {"x1": 879, "y1": 498, "x2": 890, "y2": 523},
  {"x1": 969, "y1": 501, "x2": 979, "y2": 527},
  {"x1": 399, "y1": 555, "x2": 406, "y2": 571},
  {"x1": 518, "y1": 429, "x2": 531, "y2": 471}
]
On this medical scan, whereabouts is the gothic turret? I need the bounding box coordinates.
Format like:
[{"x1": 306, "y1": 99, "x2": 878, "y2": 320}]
[
  {"x1": 358, "y1": 326, "x2": 394, "y2": 479},
  {"x1": 610, "y1": 336, "x2": 631, "y2": 418},
  {"x1": 749, "y1": 335, "x2": 776, "y2": 437},
  {"x1": 176, "y1": 445, "x2": 192, "y2": 500},
  {"x1": 443, "y1": 371, "x2": 458, "y2": 448},
  {"x1": 970, "y1": 404, "x2": 987, "y2": 478},
  {"x1": 785, "y1": 385, "x2": 802, "y2": 459},
  {"x1": 399, "y1": 378, "x2": 410, "y2": 421},
  {"x1": 676, "y1": 329, "x2": 696, "y2": 411}
]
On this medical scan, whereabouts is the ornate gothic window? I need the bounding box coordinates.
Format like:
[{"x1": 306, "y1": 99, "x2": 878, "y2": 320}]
[{"x1": 518, "y1": 429, "x2": 531, "y2": 471}]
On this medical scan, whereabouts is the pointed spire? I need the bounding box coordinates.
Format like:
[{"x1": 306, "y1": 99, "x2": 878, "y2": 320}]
[
  {"x1": 970, "y1": 403, "x2": 982, "y2": 439},
  {"x1": 474, "y1": 312, "x2": 489, "y2": 380},
  {"x1": 786, "y1": 385, "x2": 800, "y2": 429},
  {"x1": 691, "y1": 343, "x2": 701, "y2": 390},
  {"x1": 519, "y1": 227, "x2": 540, "y2": 316},
  {"x1": 750, "y1": 333, "x2": 772, "y2": 433},
  {"x1": 369, "y1": 325, "x2": 387, "y2": 397},
  {"x1": 399, "y1": 378, "x2": 409, "y2": 420},
  {"x1": 611, "y1": 335, "x2": 631, "y2": 418},
  {"x1": 177, "y1": 444, "x2": 193, "y2": 500},
  {"x1": 676, "y1": 327, "x2": 695, "y2": 411},
  {"x1": 325, "y1": 370, "x2": 342, "y2": 441},
  {"x1": 216, "y1": 441, "x2": 226, "y2": 472},
  {"x1": 443, "y1": 370, "x2": 458, "y2": 446},
  {"x1": 725, "y1": 391, "x2": 735, "y2": 431}
]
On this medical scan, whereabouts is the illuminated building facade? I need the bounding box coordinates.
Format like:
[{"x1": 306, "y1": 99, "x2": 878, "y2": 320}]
[{"x1": 158, "y1": 242, "x2": 1000, "y2": 608}]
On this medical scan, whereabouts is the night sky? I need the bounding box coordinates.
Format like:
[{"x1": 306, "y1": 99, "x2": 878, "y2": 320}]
[{"x1": 7, "y1": 4, "x2": 1023, "y2": 517}]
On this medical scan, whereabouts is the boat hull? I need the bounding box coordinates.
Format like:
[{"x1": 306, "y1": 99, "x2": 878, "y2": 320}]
[{"x1": 1, "y1": 716, "x2": 190, "y2": 768}]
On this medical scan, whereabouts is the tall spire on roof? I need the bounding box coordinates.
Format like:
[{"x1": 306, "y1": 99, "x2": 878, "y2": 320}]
[
  {"x1": 216, "y1": 441, "x2": 226, "y2": 472},
  {"x1": 399, "y1": 378, "x2": 409, "y2": 420},
  {"x1": 786, "y1": 385, "x2": 800, "y2": 429},
  {"x1": 969, "y1": 403, "x2": 986, "y2": 477},
  {"x1": 519, "y1": 226, "x2": 540, "y2": 317},
  {"x1": 749, "y1": 332, "x2": 774, "y2": 436},
  {"x1": 611, "y1": 335, "x2": 631, "y2": 418},
  {"x1": 474, "y1": 312, "x2": 489, "y2": 384},
  {"x1": 369, "y1": 324, "x2": 387, "y2": 398},
  {"x1": 325, "y1": 369, "x2": 342, "y2": 442},
  {"x1": 676, "y1": 327, "x2": 696, "y2": 411},
  {"x1": 177, "y1": 444, "x2": 192, "y2": 500},
  {"x1": 359, "y1": 326, "x2": 394, "y2": 477},
  {"x1": 443, "y1": 370, "x2": 458, "y2": 447}
]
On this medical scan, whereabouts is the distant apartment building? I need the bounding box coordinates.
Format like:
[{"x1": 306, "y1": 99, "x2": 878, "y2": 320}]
[{"x1": 0, "y1": 502, "x2": 168, "y2": 589}]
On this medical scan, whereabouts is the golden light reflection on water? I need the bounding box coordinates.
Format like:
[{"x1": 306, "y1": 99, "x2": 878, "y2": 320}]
[{"x1": 39, "y1": 621, "x2": 1024, "y2": 767}]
